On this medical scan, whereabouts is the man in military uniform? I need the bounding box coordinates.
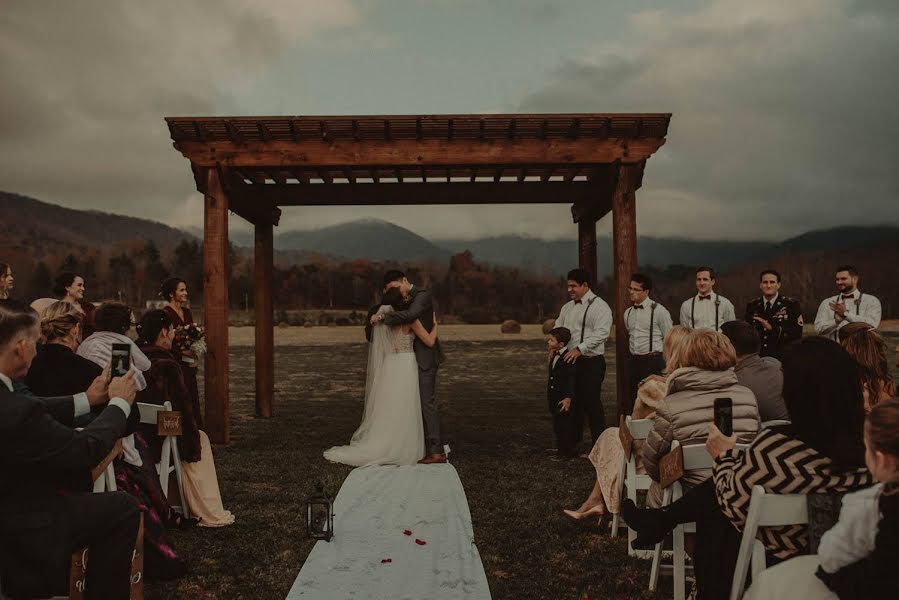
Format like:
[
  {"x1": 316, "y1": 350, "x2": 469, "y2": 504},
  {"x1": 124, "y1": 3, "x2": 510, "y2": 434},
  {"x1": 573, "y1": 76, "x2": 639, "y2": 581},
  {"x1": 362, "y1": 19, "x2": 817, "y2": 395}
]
[{"x1": 744, "y1": 269, "x2": 802, "y2": 360}]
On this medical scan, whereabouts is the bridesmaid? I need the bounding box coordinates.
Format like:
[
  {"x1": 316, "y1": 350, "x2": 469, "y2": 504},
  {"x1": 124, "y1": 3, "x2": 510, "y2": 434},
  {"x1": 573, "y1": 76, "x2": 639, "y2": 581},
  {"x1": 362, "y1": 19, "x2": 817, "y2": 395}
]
[
  {"x1": 53, "y1": 272, "x2": 97, "y2": 337},
  {"x1": 160, "y1": 277, "x2": 203, "y2": 430}
]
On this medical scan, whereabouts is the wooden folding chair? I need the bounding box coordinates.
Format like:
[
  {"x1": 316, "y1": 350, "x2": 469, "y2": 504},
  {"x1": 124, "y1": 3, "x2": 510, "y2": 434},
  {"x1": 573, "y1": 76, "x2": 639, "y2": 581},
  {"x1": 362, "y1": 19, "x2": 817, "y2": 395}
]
[
  {"x1": 729, "y1": 485, "x2": 807, "y2": 600},
  {"x1": 136, "y1": 401, "x2": 189, "y2": 517},
  {"x1": 611, "y1": 415, "x2": 655, "y2": 558}
]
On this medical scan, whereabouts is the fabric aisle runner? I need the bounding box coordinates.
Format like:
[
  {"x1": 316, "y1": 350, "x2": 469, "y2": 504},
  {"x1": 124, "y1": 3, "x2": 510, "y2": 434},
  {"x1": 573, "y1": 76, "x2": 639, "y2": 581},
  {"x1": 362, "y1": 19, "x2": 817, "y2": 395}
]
[{"x1": 286, "y1": 464, "x2": 491, "y2": 599}]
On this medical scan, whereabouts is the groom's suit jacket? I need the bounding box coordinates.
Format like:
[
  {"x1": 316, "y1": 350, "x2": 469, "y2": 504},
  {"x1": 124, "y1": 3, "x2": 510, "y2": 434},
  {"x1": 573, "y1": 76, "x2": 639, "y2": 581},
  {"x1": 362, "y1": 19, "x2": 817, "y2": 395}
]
[{"x1": 383, "y1": 287, "x2": 445, "y2": 370}]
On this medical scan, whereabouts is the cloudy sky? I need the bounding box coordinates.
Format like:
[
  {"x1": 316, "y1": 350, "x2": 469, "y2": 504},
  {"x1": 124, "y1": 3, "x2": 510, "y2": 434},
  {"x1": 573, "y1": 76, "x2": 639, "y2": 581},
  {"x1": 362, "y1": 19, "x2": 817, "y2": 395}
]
[{"x1": 1, "y1": 0, "x2": 896, "y2": 241}]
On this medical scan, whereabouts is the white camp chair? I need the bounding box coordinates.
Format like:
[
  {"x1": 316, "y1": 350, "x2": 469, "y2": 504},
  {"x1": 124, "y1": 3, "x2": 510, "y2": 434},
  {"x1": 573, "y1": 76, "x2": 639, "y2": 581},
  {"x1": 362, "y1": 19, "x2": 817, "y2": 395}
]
[
  {"x1": 137, "y1": 401, "x2": 189, "y2": 517},
  {"x1": 611, "y1": 415, "x2": 655, "y2": 558},
  {"x1": 648, "y1": 440, "x2": 751, "y2": 600},
  {"x1": 729, "y1": 485, "x2": 808, "y2": 600},
  {"x1": 760, "y1": 419, "x2": 791, "y2": 429}
]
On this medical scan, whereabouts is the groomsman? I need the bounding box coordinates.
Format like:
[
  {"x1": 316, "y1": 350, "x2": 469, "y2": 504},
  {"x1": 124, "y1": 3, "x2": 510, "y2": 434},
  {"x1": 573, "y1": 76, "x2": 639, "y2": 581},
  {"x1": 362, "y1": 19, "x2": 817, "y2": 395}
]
[
  {"x1": 623, "y1": 273, "x2": 673, "y2": 413},
  {"x1": 744, "y1": 269, "x2": 803, "y2": 360},
  {"x1": 814, "y1": 265, "x2": 882, "y2": 340},
  {"x1": 679, "y1": 266, "x2": 736, "y2": 331},
  {"x1": 556, "y1": 268, "x2": 613, "y2": 447}
]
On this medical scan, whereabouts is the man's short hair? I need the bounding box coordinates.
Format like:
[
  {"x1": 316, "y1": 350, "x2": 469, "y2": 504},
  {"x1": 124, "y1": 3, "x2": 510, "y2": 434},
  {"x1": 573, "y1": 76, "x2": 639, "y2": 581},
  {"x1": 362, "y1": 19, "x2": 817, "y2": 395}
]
[
  {"x1": 696, "y1": 266, "x2": 717, "y2": 280},
  {"x1": 721, "y1": 320, "x2": 761, "y2": 356},
  {"x1": 759, "y1": 269, "x2": 781, "y2": 282},
  {"x1": 631, "y1": 273, "x2": 653, "y2": 292},
  {"x1": 836, "y1": 265, "x2": 858, "y2": 277},
  {"x1": 383, "y1": 270, "x2": 405, "y2": 288},
  {"x1": 0, "y1": 299, "x2": 38, "y2": 349},
  {"x1": 549, "y1": 327, "x2": 571, "y2": 345},
  {"x1": 566, "y1": 268, "x2": 590, "y2": 286}
]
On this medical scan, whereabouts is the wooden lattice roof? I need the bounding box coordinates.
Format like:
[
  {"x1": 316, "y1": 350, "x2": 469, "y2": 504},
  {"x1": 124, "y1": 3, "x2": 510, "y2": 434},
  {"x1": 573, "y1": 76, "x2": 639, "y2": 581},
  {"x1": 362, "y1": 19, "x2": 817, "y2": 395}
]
[{"x1": 165, "y1": 113, "x2": 671, "y2": 224}]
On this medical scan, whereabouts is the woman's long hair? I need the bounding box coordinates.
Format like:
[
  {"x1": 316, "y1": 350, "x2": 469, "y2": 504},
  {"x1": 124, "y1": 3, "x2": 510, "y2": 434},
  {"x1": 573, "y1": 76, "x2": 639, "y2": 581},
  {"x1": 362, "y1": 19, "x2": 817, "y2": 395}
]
[
  {"x1": 839, "y1": 322, "x2": 895, "y2": 409},
  {"x1": 781, "y1": 337, "x2": 866, "y2": 472}
]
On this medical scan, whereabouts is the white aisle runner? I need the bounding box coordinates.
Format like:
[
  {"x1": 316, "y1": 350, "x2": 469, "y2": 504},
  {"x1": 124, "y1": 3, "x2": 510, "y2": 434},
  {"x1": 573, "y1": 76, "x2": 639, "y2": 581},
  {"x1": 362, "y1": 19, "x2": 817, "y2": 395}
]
[{"x1": 287, "y1": 464, "x2": 492, "y2": 600}]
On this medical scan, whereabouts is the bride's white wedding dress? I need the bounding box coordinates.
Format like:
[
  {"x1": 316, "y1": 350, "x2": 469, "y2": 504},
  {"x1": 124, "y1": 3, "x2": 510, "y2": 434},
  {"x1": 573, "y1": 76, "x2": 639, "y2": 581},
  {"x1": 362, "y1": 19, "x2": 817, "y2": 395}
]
[{"x1": 324, "y1": 307, "x2": 424, "y2": 466}]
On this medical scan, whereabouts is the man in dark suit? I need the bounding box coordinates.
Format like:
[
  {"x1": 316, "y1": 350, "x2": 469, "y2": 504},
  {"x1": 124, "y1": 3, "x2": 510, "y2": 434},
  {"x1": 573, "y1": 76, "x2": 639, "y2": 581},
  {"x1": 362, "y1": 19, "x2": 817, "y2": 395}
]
[
  {"x1": 546, "y1": 327, "x2": 577, "y2": 459},
  {"x1": 370, "y1": 270, "x2": 446, "y2": 463},
  {"x1": 744, "y1": 269, "x2": 803, "y2": 360},
  {"x1": 0, "y1": 300, "x2": 140, "y2": 599}
]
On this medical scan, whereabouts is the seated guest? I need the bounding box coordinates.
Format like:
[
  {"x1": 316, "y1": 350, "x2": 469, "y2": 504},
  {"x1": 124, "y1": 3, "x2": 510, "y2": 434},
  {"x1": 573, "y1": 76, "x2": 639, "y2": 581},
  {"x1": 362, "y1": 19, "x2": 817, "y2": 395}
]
[
  {"x1": 26, "y1": 302, "x2": 187, "y2": 578},
  {"x1": 136, "y1": 309, "x2": 234, "y2": 527},
  {"x1": 0, "y1": 262, "x2": 14, "y2": 300},
  {"x1": 26, "y1": 301, "x2": 102, "y2": 403},
  {"x1": 0, "y1": 300, "x2": 141, "y2": 599},
  {"x1": 839, "y1": 322, "x2": 896, "y2": 413},
  {"x1": 721, "y1": 320, "x2": 788, "y2": 422},
  {"x1": 623, "y1": 337, "x2": 874, "y2": 599},
  {"x1": 53, "y1": 272, "x2": 97, "y2": 337},
  {"x1": 642, "y1": 329, "x2": 760, "y2": 498},
  {"x1": 564, "y1": 325, "x2": 691, "y2": 520},
  {"x1": 745, "y1": 397, "x2": 899, "y2": 600}
]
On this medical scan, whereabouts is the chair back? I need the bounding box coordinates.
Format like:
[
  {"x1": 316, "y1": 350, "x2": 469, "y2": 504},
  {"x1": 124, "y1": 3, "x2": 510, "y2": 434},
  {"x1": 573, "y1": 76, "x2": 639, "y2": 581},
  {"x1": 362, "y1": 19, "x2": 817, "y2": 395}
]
[
  {"x1": 627, "y1": 415, "x2": 654, "y2": 439},
  {"x1": 729, "y1": 485, "x2": 808, "y2": 600}
]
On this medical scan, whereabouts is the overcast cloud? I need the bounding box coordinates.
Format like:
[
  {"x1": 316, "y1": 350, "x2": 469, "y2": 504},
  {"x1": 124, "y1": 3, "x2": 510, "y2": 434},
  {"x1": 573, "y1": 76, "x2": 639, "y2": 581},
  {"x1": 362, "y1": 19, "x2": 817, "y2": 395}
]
[{"x1": 1, "y1": 0, "x2": 896, "y2": 241}]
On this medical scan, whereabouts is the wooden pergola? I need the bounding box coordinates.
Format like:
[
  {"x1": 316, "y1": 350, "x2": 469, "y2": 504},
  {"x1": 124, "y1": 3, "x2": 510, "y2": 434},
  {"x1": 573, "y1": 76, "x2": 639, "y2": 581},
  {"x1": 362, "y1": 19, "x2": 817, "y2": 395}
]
[{"x1": 166, "y1": 113, "x2": 671, "y2": 444}]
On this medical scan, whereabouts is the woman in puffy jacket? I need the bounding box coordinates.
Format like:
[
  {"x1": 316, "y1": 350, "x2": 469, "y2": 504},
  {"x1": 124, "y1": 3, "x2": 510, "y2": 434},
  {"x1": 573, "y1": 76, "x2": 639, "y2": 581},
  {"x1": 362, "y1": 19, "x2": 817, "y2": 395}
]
[{"x1": 642, "y1": 329, "x2": 760, "y2": 501}]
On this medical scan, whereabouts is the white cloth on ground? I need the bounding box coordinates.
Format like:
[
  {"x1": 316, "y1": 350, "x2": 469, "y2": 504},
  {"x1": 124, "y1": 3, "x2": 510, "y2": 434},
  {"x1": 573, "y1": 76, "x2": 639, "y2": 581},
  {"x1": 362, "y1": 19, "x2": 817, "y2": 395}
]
[{"x1": 287, "y1": 464, "x2": 491, "y2": 600}]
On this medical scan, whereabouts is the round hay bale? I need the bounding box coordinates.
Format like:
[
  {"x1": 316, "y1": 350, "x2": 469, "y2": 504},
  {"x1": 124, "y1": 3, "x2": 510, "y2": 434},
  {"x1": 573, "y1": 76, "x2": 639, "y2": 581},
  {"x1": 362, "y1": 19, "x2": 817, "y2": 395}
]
[
  {"x1": 500, "y1": 319, "x2": 521, "y2": 334},
  {"x1": 303, "y1": 321, "x2": 313, "y2": 328},
  {"x1": 278, "y1": 322, "x2": 289, "y2": 329},
  {"x1": 542, "y1": 319, "x2": 556, "y2": 335},
  {"x1": 327, "y1": 321, "x2": 337, "y2": 328}
]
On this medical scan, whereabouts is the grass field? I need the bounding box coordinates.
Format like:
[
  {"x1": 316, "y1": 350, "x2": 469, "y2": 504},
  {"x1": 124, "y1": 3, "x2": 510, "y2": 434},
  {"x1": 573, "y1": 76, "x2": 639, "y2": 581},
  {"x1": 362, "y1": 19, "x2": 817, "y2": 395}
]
[{"x1": 146, "y1": 326, "x2": 899, "y2": 600}]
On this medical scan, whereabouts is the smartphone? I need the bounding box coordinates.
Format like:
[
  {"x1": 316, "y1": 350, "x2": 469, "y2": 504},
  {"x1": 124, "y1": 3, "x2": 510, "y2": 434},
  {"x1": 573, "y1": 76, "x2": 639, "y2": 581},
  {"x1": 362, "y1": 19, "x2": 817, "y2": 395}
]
[
  {"x1": 110, "y1": 343, "x2": 131, "y2": 380},
  {"x1": 714, "y1": 397, "x2": 733, "y2": 437}
]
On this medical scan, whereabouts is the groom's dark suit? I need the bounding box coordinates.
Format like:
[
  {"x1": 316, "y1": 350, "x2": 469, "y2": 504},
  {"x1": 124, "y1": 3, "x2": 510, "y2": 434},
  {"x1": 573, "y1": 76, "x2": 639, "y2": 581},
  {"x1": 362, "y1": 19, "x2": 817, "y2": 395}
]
[
  {"x1": 0, "y1": 386, "x2": 140, "y2": 599},
  {"x1": 383, "y1": 286, "x2": 445, "y2": 455}
]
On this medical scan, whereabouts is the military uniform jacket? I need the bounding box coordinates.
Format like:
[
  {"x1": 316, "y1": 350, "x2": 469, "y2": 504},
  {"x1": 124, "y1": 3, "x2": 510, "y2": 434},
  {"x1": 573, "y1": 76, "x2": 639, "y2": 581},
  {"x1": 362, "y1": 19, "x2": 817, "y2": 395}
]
[{"x1": 744, "y1": 294, "x2": 803, "y2": 359}]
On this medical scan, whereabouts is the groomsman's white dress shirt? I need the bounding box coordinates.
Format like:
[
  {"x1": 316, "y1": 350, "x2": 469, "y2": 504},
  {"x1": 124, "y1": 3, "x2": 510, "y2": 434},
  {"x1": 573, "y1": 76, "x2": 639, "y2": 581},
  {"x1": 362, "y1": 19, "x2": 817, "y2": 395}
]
[
  {"x1": 679, "y1": 292, "x2": 735, "y2": 331},
  {"x1": 814, "y1": 289, "x2": 882, "y2": 340},
  {"x1": 625, "y1": 297, "x2": 673, "y2": 355},
  {"x1": 556, "y1": 290, "x2": 613, "y2": 357}
]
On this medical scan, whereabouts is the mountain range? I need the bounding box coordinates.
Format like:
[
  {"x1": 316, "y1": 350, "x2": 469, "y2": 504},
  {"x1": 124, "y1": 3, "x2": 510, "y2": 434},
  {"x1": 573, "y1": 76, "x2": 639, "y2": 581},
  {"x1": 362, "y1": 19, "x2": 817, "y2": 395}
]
[{"x1": 5, "y1": 191, "x2": 899, "y2": 276}]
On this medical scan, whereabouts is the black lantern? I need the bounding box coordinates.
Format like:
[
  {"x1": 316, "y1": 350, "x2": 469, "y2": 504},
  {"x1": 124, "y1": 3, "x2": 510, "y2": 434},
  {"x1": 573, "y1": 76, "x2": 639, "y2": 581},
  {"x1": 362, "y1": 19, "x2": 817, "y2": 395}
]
[{"x1": 306, "y1": 485, "x2": 335, "y2": 542}]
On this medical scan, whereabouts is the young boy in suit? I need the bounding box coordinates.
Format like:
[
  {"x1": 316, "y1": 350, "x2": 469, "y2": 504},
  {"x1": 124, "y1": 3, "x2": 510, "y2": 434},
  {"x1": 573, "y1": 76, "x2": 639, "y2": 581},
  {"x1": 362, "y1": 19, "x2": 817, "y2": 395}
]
[{"x1": 547, "y1": 327, "x2": 577, "y2": 459}]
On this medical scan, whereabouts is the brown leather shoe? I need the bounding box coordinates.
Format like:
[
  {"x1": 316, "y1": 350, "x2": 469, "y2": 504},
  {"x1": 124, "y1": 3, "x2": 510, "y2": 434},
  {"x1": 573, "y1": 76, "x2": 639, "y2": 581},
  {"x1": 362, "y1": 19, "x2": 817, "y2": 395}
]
[{"x1": 417, "y1": 453, "x2": 448, "y2": 464}]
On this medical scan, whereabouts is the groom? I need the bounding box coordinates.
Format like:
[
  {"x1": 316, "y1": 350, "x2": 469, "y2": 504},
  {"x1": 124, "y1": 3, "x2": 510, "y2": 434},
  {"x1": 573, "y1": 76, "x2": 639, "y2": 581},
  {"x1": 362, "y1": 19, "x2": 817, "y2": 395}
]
[{"x1": 370, "y1": 270, "x2": 446, "y2": 464}]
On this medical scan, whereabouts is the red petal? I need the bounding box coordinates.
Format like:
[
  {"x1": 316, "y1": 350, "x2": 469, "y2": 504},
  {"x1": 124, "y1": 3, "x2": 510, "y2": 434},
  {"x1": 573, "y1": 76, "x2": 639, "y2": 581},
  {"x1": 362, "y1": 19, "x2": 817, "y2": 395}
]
[
  {"x1": 381, "y1": 558, "x2": 392, "y2": 563},
  {"x1": 403, "y1": 530, "x2": 412, "y2": 536},
  {"x1": 415, "y1": 539, "x2": 426, "y2": 545}
]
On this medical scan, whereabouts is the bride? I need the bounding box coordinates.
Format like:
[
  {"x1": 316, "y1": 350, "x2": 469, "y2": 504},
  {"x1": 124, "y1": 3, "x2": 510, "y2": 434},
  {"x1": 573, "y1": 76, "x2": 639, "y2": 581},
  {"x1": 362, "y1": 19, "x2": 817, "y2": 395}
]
[{"x1": 324, "y1": 288, "x2": 438, "y2": 467}]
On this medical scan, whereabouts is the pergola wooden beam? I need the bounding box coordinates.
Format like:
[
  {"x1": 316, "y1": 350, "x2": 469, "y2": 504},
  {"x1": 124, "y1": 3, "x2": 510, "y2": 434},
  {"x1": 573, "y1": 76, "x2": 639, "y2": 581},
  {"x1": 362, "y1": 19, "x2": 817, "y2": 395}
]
[{"x1": 166, "y1": 113, "x2": 671, "y2": 446}]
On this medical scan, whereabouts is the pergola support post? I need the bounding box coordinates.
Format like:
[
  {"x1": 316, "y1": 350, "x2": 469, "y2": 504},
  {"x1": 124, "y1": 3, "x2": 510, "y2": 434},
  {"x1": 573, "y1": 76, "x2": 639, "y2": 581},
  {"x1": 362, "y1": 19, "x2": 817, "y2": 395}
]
[
  {"x1": 203, "y1": 167, "x2": 230, "y2": 444},
  {"x1": 254, "y1": 220, "x2": 274, "y2": 418},
  {"x1": 612, "y1": 162, "x2": 640, "y2": 419}
]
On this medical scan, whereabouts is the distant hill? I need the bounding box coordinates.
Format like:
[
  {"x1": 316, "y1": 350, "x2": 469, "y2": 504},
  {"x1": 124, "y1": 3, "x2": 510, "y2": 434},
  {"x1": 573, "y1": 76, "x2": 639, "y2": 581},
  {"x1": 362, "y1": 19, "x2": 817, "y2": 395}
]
[{"x1": 1, "y1": 191, "x2": 195, "y2": 262}]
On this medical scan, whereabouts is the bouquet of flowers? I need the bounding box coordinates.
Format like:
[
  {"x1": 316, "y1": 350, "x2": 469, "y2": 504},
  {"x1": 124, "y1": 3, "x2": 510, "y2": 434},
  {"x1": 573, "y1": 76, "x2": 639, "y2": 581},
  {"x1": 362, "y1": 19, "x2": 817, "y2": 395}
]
[{"x1": 173, "y1": 323, "x2": 207, "y2": 365}]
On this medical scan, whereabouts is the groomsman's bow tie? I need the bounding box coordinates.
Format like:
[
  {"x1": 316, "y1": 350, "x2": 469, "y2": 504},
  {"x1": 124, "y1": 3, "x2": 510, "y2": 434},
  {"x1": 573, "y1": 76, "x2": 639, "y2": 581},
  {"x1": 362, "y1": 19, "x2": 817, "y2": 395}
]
[
  {"x1": 574, "y1": 299, "x2": 582, "y2": 304},
  {"x1": 633, "y1": 304, "x2": 644, "y2": 309},
  {"x1": 698, "y1": 295, "x2": 712, "y2": 300},
  {"x1": 842, "y1": 294, "x2": 855, "y2": 299}
]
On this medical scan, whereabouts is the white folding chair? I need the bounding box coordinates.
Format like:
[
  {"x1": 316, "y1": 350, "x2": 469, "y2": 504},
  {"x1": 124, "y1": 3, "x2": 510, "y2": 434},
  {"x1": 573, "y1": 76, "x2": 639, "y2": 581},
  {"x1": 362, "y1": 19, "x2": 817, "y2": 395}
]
[
  {"x1": 137, "y1": 401, "x2": 189, "y2": 517},
  {"x1": 648, "y1": 440, "x2": 750, "y2": 600},
  {"x1": 729, "y1": 485, "x2": 808, "y2": 600},
  {"x1": 760, "y1": 419, "x2": 790, "y2": 429},
  {"x1": 611, "y1": 416, "x2": 655, "y2": 558},
  {"x1": 82, "y1": 430, "x2": 119, "y2": 493}
]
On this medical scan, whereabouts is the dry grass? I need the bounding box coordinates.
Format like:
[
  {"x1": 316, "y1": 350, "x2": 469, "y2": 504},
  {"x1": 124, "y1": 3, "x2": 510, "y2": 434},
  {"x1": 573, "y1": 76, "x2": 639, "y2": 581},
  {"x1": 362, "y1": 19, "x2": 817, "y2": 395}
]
[{"x1": 145, "y1": 327, "x2": 899, "y2": 600}]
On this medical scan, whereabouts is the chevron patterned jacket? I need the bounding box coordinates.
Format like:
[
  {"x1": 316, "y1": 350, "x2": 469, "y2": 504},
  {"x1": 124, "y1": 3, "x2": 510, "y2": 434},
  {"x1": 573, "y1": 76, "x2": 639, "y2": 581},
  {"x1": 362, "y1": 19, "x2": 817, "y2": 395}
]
[{"x1": 712, "y1": 427, "x2": 874, "y2": 559}]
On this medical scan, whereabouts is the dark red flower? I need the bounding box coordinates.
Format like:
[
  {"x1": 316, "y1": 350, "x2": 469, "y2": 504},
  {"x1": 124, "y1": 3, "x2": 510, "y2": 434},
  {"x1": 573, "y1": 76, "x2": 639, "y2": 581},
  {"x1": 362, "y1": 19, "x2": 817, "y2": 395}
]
[
  {"x1": 415, "y1": 539, "x2": 426, "y2": 546},
  {"x1": 403, "y1": 530, "x2": 412, "y2": 536},
  {"x1": 381, "y1": 558, "x2": 392, "y2": 564}
]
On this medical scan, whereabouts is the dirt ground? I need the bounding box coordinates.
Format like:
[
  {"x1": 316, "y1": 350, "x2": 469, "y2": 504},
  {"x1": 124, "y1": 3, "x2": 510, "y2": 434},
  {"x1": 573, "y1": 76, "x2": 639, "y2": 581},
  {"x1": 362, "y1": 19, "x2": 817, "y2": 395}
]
[{"x1": 146, "y1": 326, "x2": 899, "y2": 600}]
